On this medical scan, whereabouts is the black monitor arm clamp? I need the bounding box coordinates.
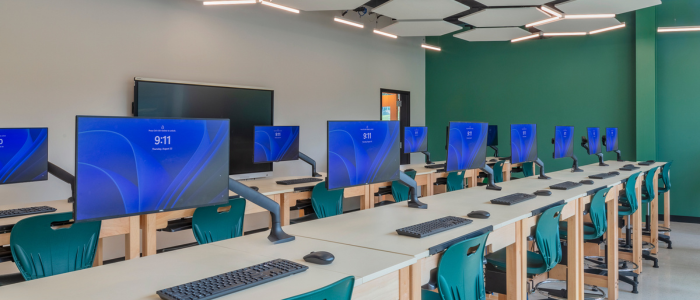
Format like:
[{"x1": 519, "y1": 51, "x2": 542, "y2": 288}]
[
  {"x1": 489, "y1": 146, "x2": 499, "y2": 158},
  {"x1": 299, "y1": 152, "x2": 323, "y2": 178},
  {"x1": 229, "y1": 178, "x2": 295, "y2": 244},
  {"x1": 480, "y1": 165, "x2": 503, "y2": 191},
  {"x1": 48, "y1": 162, "x2": 76, "y2": 203},
  {"x1": 581, "y1": 136, "x2": 607, "y2": 166},
  {"x1": 421, "y1": 151, "x2": 433, "y2": 164},
  {"x1": 398, "y1": 172, "x2": 428, "y2": 209}
]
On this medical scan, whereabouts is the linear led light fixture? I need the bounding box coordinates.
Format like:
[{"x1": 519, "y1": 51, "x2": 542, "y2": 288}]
[
  {"x1": 260, "y1": 1, "x2": 299, "y2": 13},
  {"x1": 564, "y1": 14, "x2": 615, "y2": 19},
  {"x1": 373, "y1": 30, "x2": 398, "y2": 39},
  {"x1": 421, "y1": 44, "x2": 441, "y2": 51},
  {"x1": 526, "y1": 16, "x2": 561, "y2": 28},
  {"x1": 539, "y1": 6, "x2": 562, "y2": 18},
  {"x1": 590, "y1": 23, "x2": 626, "y2": 34},
  {"x1": 511, "y1": 34, "x2": 541, "y2": 43},
  {"x1": 543, "y1": 32, "x2": 587, "y2": 36},
  {"x1": 334, "y1": 17, "x2": 364, "y2": 28},
  {"x1": 658, "y1": 26, "x2": 700, "y2": 32},
  {"x1": 203, "y1": 0, "x2": 256, "y2": 5}
]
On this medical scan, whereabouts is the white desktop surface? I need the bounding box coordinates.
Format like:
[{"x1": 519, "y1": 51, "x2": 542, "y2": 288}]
[
  {"x1": 400, "y1": 161, "x2": 445, "y2": 175},
  {"x1": 547, "y1": 161, "x2": 664, "y2": 187},
  {"x1": 236, "y1": 172, "x2": 327, "y2": 196}
]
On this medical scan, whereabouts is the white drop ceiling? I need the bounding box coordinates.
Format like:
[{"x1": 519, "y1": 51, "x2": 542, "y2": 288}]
[
  {"x1": 536, "y1": 17, "x2": 622, "y2": 33},
  {"x1": 459, "y1": 7, "x2": 550, "y2": 27},
  {"x1": 454, "y1": 27, "x2": 532, "y2": 41},
  {"x1": 380, "y1": 20, "x2": 463, "y2": 37},
  {"x1": 556, "y1": 0, "x2": 662, "y2": 15},
  {"x1": 268, "y1": 0, "x2": 368, "y2": 11},
  {"x1": 372, "y1": 0, "x2": 470, "y2": 20}
]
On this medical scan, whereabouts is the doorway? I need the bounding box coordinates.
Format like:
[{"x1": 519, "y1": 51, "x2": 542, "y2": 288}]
[{"x1": 380, "y1": 89, "x2": 410, "y2": 164}]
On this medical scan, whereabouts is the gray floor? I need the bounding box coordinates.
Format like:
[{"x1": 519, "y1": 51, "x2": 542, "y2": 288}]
[{"x1": 531, "y1": 222, "x2": 700, "y2": 300}]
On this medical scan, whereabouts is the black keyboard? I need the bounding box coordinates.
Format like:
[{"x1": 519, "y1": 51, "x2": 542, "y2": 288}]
[
  {"x1": 425, "y1": 164, "x2": 446, "y2": 169},
  {"x1": 396, "y1": 216, "x2": 472, "y2": 238},
  {"x1": 157, "y1": 259, "x2": 308, "y2": 300},
  {"x1": 550, "y1": 181, "x2": 583, "y2": 190},
  {"x1": 491, "y1": 193, "x2": 537, "y2": 205},
  {"x1": 0, "y1": 206, "x2": 57, "y2": 219},
  {"x1": 276, "y1": 178, "x2": 323, "y2": 185},
  {"x1": 639, "y1": 161, "x2": 655, "y2": 166},
  {"x1": 589, "y1": 172, "x2": 619, "y2": 179}
]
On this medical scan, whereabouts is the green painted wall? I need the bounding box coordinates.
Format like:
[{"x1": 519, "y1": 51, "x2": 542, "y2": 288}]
[{"x1": 635, "y1": 7, "x2": 657, "y2": 161}]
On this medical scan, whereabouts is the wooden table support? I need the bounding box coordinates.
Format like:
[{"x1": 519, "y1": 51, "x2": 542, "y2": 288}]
[
  {"x1": 567, "y1": 197, "x2": 584, "y2": 300},
  {"x1": 503, "y1": 219, "x2": 528, "y2": 300},
  {"x1": 607, "y1": 186, "x2": 620, "y2": 300}
]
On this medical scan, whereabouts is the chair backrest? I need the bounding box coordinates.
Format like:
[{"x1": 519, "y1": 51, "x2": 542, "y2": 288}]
[
  {"x1": 391, "y1": 170, "x2": 417, "y2": 203},
  {"x1": 192, "y1": 197, "x2": 247, "y2": 245},
  {"x1": 283, "y1": 276, "x2": 355, "y2": 300},
  {"x1": 624, "y1": 172, "x2": 643, "y2": 214},
  {"x1": 661, "y1": 161, "x2": 673, "y2": 190},
  {"x1": 311, "y1": 182, "x2": 344, "y2": 218},
  {"x1": 435, "y1": 231, "x2": 490, "y2": 300},
  {"x1": 447, "y1": 171, "x2": 466, "y2": 192},
  {"x1": 589, "y1": 187, "x2": 613, "y2": 239},
  {"x1": 643, "y1": 166, "x2": 660, "y2": 201},
  {"x1": 10, "y1": 212, "x2": 101, "y2": 281},
  {"x1": 492, "y1": 161, "x2": 505, "y2": 183},
  {"x1": 522, "y1": 162, "x2": 535, "y2": 177},
  {"x1": 534, "y1": 204, "x2": 566, "y2": 273}
]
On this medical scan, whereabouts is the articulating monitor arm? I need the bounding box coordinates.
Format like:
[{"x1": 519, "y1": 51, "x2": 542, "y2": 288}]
[
  {"x1": 299, "y1": 152, "x2": 323, "y2": 178},
  {"x1": 614, "y1": 150, "x2": 623, "y2": 162},
  {"x1": 489, "y1": 145, "x2": 499, "y2": 158},
  {"x1": 229, "y1": 178, "x2": 295, "y2": 244},
  {"x1": 398, "y1": 172, "x2": 427, "y2": 209},
  {"x1": 480, "y1": 165, "x2": 502, "y2": 191},
  {"x1": 581, "y1": 136, "x2": 608, "y2": 166},
  {"x1": 571, "y1": 155, "x2": 584, "y2": 172},
  {"x1": 421, "y1": 151, "x2": 433, "y2": 164},
  {"x1": 48, "y1": 162, "x2": 76, "y2": 203},
  {"x1": 534, "y1": 158, "x2": 551, "y2": 179}
]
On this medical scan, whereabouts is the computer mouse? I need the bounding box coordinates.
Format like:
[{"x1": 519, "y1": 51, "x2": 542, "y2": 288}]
[
  {"x1": 489, "y1": 159, "x2": 498, "y2": 162},
  {"x1": 467, "y1": 210, "x2": 490, "y2": 219},
  {"x1": 580, "y1": 180, "x2": 594, "y2": 185},
  {"x1": 303, "y1": 251, "x2": 335, "y2": 265},
  {"x1": 534, "y1": 190, "x2": 552, "y2": 196},
  {"x1": 249, "y1": 186, "x2": 259, "y2": 192},
  {"x1": 624, "y1": 164, "x2": 634, "y2": 168}
]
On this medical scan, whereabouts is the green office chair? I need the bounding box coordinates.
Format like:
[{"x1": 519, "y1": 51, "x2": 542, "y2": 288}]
[
  {"x1": 10, "y1": 212, "x2": 101, "y2": 281},
  {"x1": 283, "y1": 276, "x2": 355, "y2": 300},
  {"x1": 657, "y1": 161, "x2": 673, "y2": 248},
  {"x1": 446, "y1": 170, "x2": 466, "y2": 192},
  {"x1": 290, "y1": 182, "x2": 344, "y2": 224},
  {"x1": 620, "y1": 169, "x2": 660, "y2": 268},
  {"x1": 491, "y1": 161, "x2": 505, "y2": 183},
  {"x1": 192, "y1": 197, "x2": 246, "y2": 245},
  {"x1": 421, "y1": 231, "x2": 490, "y2": 300},
  {"x1": 376, "y1": 170, "x2": 417, "y2": 207}
]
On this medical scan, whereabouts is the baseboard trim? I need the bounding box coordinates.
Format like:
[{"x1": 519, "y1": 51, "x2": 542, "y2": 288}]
[{"x1": 659, "y1": 214, "x2": 700, "y2": 224}]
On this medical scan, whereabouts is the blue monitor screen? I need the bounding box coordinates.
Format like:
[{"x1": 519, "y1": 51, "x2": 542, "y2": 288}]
[
  {"x1": 404, "y1": 126, "x2": 428, "y2": 153},
  {"x1": 0, "y1": 128, "x2": 48, "y2": 184},
  {"x1": 253, "y1": 126, "x2": 300, "y2": 163},
  {"x1": 587, "y1": 127, "x2": 602, "y2": 155},
  {"x1": 446, "y1": 122, "x2": 488, "y2": 172},
  {"x1": 510, "y1": 124, "x2": 538, "y2": 164},
  {"x1": 75, "y1": 117, "x2": 230, "y2": 222},
  {"x1": 327, "y1": 121, "x2": 400, "y2": 190},
  {"x1": 606, "y1": 127, "x2": 618, "y2": 152},
  {"x1": 554, "y1": 126, "x2": 574, "y2": 159},
  {"x1": 487, "y1": 125, "x2": 498, "y2": 146}
]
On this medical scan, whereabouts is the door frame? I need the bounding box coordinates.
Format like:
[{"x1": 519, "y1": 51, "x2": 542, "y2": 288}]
[{"x1": 380, "y1": 89, "x2": 411, "y2": 164}]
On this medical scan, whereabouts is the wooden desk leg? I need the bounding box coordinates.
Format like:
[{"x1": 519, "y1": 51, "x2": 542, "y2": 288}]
[
  {"x1": 633, "y1": 184, "x2": 643, "y2": 274},
  {"x1": 427, "y1": 174, "x2": 435, "y2": 196},
  {"x1": 506, "y1": 219, "x2": 527, "y2": 300},
  {"x1": 399, "y1": 262, "x2": 421, "y2": 300},
  {"x1": 567, "y1": 198, "x2": 584, "y2": 300},
  {"x1": 278, "y1": 194, "x2": 291, "y2": 227},
  {"x1": 93, "y1": 238, "x2": 104, "y2": 267},
  {"x1": 650, "y1": 169, "x2": 660, "y2": 253},
  {"x1": 125, "y1": 216, "x2": 140, "y2": 260},
  {"x1": 607, "y1": 187, "x2": 619, "y2": 300},
  {"x1": 504, "y1": 162, "x2": 511, "y2": 182},
  {"x1": 664, "y1": 190, "x2": 671, "y2": 236},
  {"x1": 141, "y1": 214, "x2": 158, "y2": 257},
  {"x1": 359, "y1": 185, "x2": 372, "y2": 210}
]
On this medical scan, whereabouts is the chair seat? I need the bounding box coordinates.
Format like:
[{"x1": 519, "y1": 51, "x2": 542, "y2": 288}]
[
  {"x1": 618, "y1": 205, "x2": 634, "y2": 216},
  {"x1": 486, "y1": 248, "x2": 548, "y2": 276},
  {"x1": 289, "y1": 213, "x2": 318, "y2": 224},
  {"x1": 658, "y1": 187, "x2": 670, "y2": 194},
  {"x1": 559, "y1": 222, "x2": 599, "y2": 240},
  {"x1": 420, "y1": 290, "x2": 442, "y2": 300}
]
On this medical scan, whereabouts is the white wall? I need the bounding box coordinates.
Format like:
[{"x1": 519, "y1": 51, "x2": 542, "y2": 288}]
[{"x1": 0, "y1": 0, "x2": 425, "y2": 261}]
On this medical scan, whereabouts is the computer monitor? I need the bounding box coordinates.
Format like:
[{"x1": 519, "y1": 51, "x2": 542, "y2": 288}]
[
  {"x1": 75, "y1": 116, "x2": 230, "y2": 222},
  {"x1": 253, "y1": 126, "x2": 300, "y2": 163},
  {"x1": 487, "y1": 125, "x2": 498, "y2": 146},
  {"x1": 404, "y1": 126, "x2": 428, "y2": 154},
  {"x1": 605, "y1": 127, "x2": 618, "y2": 152},
  {"x1": 446, "y1": 122, "x2": 488, "y2": 172},
  {"x1": 554, "y1": 126, "x2": 575, "y2": 159},
  {"x1": 0, "y1": 128, "x2": 48, "y2": 185},
  {"x1": 510, "y1": 124, "x2": 538, "y2": 164},
  {"x1": 587, "y1": 127, "x2": 602, "y2": 155},
  {"x1": 327, "y1": 121, "x2": 400, "y2": 191}
]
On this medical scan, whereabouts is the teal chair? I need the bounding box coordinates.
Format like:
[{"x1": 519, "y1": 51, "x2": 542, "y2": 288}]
[
  {"x1": 511, "y1": 161, "x2": 534, "y2": 180},
  {"x1": 620, "y1": 170, "x2": 660, "y2": 268},
  {"x1": 376, "y1": 170, "x2": 417, "y2": 206},
  {"x1": 446, "y1": 170, "x2": 466, "y2": 192},
  {"x1": 192, "y1": 197, "x2": 246, "y2": 245},
  {"x1": 290, "y1": 182, "x2": 344, "y2": 224},
  {"x1": 283, "y1": 276, "x2": 355, "y2": 300},
  {"x1": 421, "y1": 232, "x2": 490, "y2": 300},
  {"x1": 657, "y1": 161, "x2": 673, "y2": 248},
  {"x1": 492, "y1": 160, "x2": 505, "y2": 183},
  {"x1": 10, "y1": 212, "x2": 101, "y2": 281}
]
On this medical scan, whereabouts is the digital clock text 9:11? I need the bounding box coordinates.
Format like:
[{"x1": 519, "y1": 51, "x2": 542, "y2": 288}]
[{"x1": 155, "y1": 136, "x2": 171, "y2": 145}]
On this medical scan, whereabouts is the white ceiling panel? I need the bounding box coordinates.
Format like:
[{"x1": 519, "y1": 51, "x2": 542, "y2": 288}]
[
  {"x1": 269, "y1": 0, "x2": 368, "y2": 11},
  {"x1": 380, "y1": 20, "x2": 462, "y2": 36},
  {"x1": 557, "y1": 0, "x2": 662, "y2": 15},
  {"x1": 536, "y1": 17, "x2": 621, "y2": 32},
  {"x1": 453, "y1": 27, "x2": 532, "y2": 41},
  {"x1": 373, "y1": 0, "x2": 470, "y2": 20},
  {"x1": 477, "y1": 0, "x2": 552, "y2": 6},
  {"x1": 459, "y1": 7, "x2": 550, "y2": 27}
]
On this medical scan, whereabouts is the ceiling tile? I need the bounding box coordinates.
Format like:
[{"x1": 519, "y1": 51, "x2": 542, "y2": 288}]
[
  {"x1": 536, "y1": 17, "x2": 622, "y2": 32},
  {"x1": 556, "y1": 0, "x2": 662, "y2": 15},
  {"x1": 373, "y1": 0, "x2": 470, "y2": 20},
  {"x1": 269, "y1": 0, "x2": 368, "y2": 11},
  {"x1": 453, "y1": 27, "x2": 532, "y2": 41},
  {"x1": 458, "y1": 7, "x2": 550, "y2": 27},
  {"x1": 380, "y1": 20, "x2": 463, "y2": 36},
  {"x1": 477, "y1": 0, "x2": 552, "y2": 6}
]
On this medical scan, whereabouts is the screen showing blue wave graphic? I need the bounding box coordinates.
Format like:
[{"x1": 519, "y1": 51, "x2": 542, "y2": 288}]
[
  {"x1": 446, "y1": 122, "x2": 487, "y2": 172},
  {"x1": 404, "y1": 126, "x2": 428, "y2": 153},
  {"x1": 554, "y1": 126, "x2": 574, "y2": 159},
  {"x1": 0, "y1": 128, "x2": 48, "y2": 185},
  {"x1": 511, "y1": 124, "x2": 538, "y2": 164},
  {"x1": 75, "y1": 117, "x2": 230, "y2": 222},
  {"x1": 253, "y1": 126, "x2": 299, "y2": 163},
  {"x1": 327, "y1": 121, "x2": 400, "y2": 190},
  {"x1": 587, "y1": 127, "x2": 602, "y2": 155},
  {"x1": 606, "y1": 127, "x2": 618, "y2": 152},
  {"x1": 487, "y1": 125, "x2": 498, "y2": 146}
]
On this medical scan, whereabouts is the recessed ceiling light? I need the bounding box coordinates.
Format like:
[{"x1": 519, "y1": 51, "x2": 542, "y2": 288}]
[
  {"x1": 334, "y1": 17, "x2": 364, "y2": 28},
  {"x1": 203, "y1": 0, "x2": 256, "y2": 5},
  {"x1": 526, "y1": 17, "x2": 561, "y2": 28},
  {"x1": 260, "y1": 1, "x2": 299, "y2": 13},
  {"x1": 564, "y1": 14, "x2": 616, "y2": 19},
  {"x1": 543, "y1": 32, "x2": 587, "y2": 36},
  {"x1": 421, "y1": 44, "x2": 441, "y2": 51},
  {"x1": 590, "y1": 23, "x2": 626, "y2": 34},
  {"x1": 511, "y1": 34, "x2": 540, "y2": 43},
  {"x1": 539, "y1": 6, "x2": 562, "y2": 18},
  {"x1": 373, "y1": 30, "x2": 398, "y2": 39},
  {"x1": 658, "y1": 26, "x2": 700, "y2": 32}
]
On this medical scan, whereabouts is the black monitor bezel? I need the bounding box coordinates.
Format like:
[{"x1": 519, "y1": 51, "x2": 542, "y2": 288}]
[
  {"x1": 445, "y1": 121, "x2": 488, "y2": 173},
  {"x1": 605, "y1": 127, "x2": 619, "y2": 152},
  {"x1": 586, "y1": 127, "x2": 602, "y2": 155},
  {"x1": 510, "y1": 123, "x2": 538, "y2": 164},
  {"x1": 73, "y1": 115, "x2": 231, "y2": 223},
  {"x1": 0, "y1": 127, "x2": 49, "y2": 185},
  {"x1": 553, "y1": 125, "x2": 575, "y2": 160},
  {"x1": 487, "y1": 125, "x2": 498, "y2": 147},
  {"x1": 252, "y1": 125, "x2": 301, "y2": 164},
  {"x1": 403, "y1": 126, "x2": 429, "y2": 154}
]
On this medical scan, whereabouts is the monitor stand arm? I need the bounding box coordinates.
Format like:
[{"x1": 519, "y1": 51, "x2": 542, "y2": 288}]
[
  {"x1": 535, "y1": 158, "x2": 551, "y2": 179},
  {"x1": 480, "y1": 165, "x2": 502, "y2": 191},
  {"x1": 299, "y1": 152, "x2": 323, "y2": 178},
  {"x1": 398, "y1": 172, "x2": 427, "y2": 209},
  {"x1": 229, "y1": 178, "x2": 295, "y2": 244},
  {"x1": 570, "y1": 155, "x2": 584, "y2": 172},
  {"x1": 421, "y1": 151, "x2": 433, "y2": 164},
  {"x1": 489, "y1": 146, "x2": 499, "y2": 158},
  {"x1": 596, "y1": 153, "x2": 608, "y2": 166},
  {"x1": 614, "y1": 150, "x2": 623, "y2": 162},
  {"x1": 48, "y1": 162, "x2": 76, "y2": 203}
]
